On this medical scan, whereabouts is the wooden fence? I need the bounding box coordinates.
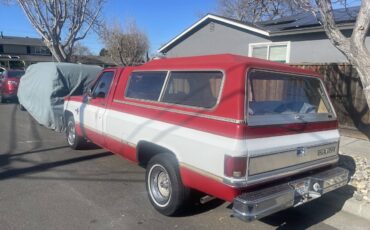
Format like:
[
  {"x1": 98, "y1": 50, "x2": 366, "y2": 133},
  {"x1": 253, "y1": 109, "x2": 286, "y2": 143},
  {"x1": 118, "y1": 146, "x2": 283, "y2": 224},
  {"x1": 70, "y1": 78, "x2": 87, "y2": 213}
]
[{"x1": 292, "y1": 63, "x2": 370, "y2": 135}]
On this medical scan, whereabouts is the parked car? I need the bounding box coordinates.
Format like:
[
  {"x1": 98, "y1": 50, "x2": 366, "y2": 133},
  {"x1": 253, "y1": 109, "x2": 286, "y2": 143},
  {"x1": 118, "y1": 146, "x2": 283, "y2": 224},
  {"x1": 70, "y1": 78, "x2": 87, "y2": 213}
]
[
  {"x1": 0, "y1": 69, "x2": 25, "y2": 103},
  {"x1": 17, "y1": 62, "x2": 102, "y2": 131},
  {"x1": 64, "y1": 54, "x2": 349, "y2": 222}
]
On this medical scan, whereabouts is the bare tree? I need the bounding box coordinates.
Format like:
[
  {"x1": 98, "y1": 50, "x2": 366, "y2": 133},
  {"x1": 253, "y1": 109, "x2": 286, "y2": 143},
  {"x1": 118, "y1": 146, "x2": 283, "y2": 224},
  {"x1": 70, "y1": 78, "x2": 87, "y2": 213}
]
[
  {"x1": 72, "y1": 42, "x2": 92, "y2": 56},
  {"x1": 100, "y1": 21, "x2": 149, "y2": 66},
  {"x1": 292, "y1": 0, "x2": 370, "y2": 108},
  {"x1": 217, "y1": 0, "x2": 302, "y2": 23},
  {"x1": 15, "y1": 0, "x2": 104, "y2": 62}
]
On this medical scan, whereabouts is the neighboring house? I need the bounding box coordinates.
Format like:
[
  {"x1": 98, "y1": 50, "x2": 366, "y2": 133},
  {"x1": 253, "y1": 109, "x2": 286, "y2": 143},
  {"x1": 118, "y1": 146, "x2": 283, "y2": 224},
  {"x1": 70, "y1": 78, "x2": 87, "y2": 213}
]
[
  {"x1": 0, "y1": 33, "x2": 114, "y2": 68},
  {"x1": 0, "y1": 33, "x2": 52, "y2": 69},
  {"x1": 158, "y1": 6, "x2": 366, "y2": 64}
]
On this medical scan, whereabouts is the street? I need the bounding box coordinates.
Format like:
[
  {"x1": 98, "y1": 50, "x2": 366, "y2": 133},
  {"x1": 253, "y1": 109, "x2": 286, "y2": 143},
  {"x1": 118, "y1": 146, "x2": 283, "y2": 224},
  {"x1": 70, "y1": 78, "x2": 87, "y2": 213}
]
[{"x1": 0, "y1": 103, "x2": 369, "y2": 230}]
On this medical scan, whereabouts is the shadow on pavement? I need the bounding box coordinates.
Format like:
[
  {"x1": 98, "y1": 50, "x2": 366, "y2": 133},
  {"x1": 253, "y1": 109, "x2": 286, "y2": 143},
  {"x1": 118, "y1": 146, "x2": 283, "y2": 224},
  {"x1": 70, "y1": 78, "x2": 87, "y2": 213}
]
[
  {"x1": 82, "y1": 141, "x2": 101, "y2": 150},
  {"x1": 0, "y1": 151, "x2": 112, "y2": 180},
  {"x1": 176, "y1": 195, "x2": 225, "y2": 217},
  {"x1": 260, "y1": 185, "x2": 355, "y2": 229},
  {"x1": 7, "y1": 145, "x2": 70, "y2": 157},
  {"x1": 338, "y1": 154, "x2": 357, "y2": 178}
]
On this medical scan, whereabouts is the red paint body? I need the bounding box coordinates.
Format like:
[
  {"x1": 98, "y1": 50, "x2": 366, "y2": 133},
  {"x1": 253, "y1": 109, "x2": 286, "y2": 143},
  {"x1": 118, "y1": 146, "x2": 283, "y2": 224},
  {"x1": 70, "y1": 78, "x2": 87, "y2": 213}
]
[{"x1": 0, "y1": 70, "x2": 25, "y2": 100}]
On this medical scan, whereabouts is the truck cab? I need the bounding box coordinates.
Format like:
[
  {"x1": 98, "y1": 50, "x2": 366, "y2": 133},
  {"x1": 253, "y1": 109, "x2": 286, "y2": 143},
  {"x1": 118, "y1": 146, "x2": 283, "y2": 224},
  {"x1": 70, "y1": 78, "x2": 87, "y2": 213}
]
[{"x1": 64, "y1": 54, "x2": 348, "y2": 221}]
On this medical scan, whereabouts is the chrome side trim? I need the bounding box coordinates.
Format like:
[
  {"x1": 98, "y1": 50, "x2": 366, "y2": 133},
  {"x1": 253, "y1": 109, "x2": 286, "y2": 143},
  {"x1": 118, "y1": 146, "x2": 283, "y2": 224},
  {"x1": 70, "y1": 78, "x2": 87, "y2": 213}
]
[
  {"x1": 104, "y1": 132, "x2": 136, "y2": 148},
  {"x1": 113, "y1": 99, "x2": 245, "y2": 124},
  {"x1": 179, "y1": 162, "x2": 223, "y2": 182},
  {"x1": 223, "y1": 155, "x2": 339, "y2": 188},
  {"x1": 78, "y1": 122, "x2": 136, "y2": 148}
]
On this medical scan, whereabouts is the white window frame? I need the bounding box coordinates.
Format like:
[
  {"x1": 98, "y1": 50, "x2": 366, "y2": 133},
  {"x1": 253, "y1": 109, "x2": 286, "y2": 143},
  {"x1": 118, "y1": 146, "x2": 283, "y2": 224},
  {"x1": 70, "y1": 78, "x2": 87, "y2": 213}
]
[{"x1": 248, "y1": 41, "x2": 291, "y2": 63}]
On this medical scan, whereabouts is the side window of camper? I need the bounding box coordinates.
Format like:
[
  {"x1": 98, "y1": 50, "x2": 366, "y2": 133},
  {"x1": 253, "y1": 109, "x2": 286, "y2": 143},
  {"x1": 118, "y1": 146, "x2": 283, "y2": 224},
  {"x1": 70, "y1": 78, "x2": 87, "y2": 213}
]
[
  {"x1": 125, "y1": 71, "x2": 167, "y2": 101},
  {"x1": 161, "y1": 71, "x2": 223, "y2": 108}
]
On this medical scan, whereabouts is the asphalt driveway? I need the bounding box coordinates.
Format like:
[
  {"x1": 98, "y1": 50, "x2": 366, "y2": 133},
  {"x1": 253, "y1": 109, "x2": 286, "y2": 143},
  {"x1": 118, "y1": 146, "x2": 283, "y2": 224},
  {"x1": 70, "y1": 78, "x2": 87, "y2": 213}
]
[{"x1": 0, "y1": 103, "x2": 369, "y2": 230}]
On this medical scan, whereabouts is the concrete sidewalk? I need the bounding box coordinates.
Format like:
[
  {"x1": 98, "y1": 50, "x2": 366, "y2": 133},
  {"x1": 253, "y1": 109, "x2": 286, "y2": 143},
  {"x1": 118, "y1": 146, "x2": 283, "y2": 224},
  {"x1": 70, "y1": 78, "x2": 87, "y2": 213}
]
[
  {"x1": 336, "y1": 136, "x2": 370, "y2": 220},
  {"x1": 340, "y1": 136, "x2": 370, "y2": 159}
]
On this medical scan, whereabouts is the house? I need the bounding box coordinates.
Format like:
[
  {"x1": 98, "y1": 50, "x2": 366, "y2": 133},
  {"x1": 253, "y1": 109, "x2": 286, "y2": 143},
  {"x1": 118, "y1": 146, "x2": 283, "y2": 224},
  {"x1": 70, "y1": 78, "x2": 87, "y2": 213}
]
[
  {"x1": 0, "y1": 33, "x2": 52, "y2": 69},
  {"x1": 0, "y1": 33, "x2": 115, "y2": 69},
  {"x1": 158, "y1": 6, "x2": 366, "y2": 64}
]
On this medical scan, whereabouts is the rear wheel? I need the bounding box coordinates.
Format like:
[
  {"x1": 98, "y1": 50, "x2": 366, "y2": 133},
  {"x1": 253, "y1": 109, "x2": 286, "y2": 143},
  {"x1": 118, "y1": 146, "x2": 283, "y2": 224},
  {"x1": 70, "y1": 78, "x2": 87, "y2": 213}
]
[
  {"x1": 66, "y1": 116, "x2": 85, "y2": 150},
  {"x1": 146, "y1": 153, "x2": 189, "y2": 216},
  {"x1": 0, "y1": 94, "x2": 3, "y2": 103}
]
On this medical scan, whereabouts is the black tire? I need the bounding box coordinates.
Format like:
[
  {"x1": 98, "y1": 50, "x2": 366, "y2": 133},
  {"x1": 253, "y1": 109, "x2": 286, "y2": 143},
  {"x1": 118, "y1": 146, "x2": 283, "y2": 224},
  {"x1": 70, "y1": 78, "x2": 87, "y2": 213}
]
[
  {"x1": 66, "y1": 116, "x2": 85, "y2": 150},
  {"x1": 0, "y1": 94, "x2": 3, "y2": 103},
  {"x1": 145, "y1": 153, "x2": 190, "y2": 216}
]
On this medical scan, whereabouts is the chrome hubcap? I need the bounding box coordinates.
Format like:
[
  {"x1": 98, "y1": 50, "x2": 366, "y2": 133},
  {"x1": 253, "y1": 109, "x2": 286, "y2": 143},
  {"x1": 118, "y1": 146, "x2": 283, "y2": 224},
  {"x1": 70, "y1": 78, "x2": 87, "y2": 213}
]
[
  {"x1": 157, "y1": 172, "x2": 170, "y2": 197},
  {"x1": 148, "y1": 164, "x2": 172, "y2": 207},
  {"x1": 67, "y1": 121, "x2": 75, "y2": 146}
]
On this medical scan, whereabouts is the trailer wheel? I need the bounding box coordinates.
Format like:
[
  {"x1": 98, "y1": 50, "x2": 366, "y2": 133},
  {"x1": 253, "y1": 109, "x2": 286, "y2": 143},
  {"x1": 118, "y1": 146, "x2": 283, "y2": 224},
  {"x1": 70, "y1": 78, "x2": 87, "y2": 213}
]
[
  {"x1": 66, "y1": 116, "x2": 85, "y2": 150},
  {"x1": 146, "y1": 153, "x2": 189, "y2": 216}
]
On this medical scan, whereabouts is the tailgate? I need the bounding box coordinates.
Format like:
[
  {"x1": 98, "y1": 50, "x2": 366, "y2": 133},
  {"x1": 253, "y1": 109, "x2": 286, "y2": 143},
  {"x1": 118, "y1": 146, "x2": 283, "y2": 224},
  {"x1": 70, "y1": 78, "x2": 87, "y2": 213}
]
[{"x1": 246, "y1": 129, "x2": 340, "y2": 185}]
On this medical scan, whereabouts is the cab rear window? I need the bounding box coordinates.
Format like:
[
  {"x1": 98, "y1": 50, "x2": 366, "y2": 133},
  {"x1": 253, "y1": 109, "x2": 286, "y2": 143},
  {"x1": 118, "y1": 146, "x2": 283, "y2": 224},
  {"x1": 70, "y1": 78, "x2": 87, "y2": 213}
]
[{"x1": 125, "y1": 72, "x2": 167, "y2": 101}]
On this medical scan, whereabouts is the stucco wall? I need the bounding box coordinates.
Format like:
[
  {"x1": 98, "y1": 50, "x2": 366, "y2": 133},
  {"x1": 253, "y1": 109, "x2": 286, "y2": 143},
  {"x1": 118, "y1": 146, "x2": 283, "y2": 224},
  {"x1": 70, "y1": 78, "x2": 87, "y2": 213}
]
[
  {"x1": 274, "y1": 31, "x2": 370, "y2": 64},
  {"x1": 165, "y1": 21, "x2": 271, "y2": 57},
  {"x1": 164, "y1": 22, "x2": 370, "y2": 64}
]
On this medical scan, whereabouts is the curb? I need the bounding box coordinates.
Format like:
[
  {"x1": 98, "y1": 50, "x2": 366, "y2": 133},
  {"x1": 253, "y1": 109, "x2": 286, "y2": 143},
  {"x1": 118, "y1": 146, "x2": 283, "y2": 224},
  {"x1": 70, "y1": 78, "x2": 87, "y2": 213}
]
[
  {"x1": 321, "y1": 192, "x2": 370, "y2": 221},
  {"x1": 340, "y1": 198, "x2": 370, "y2": 220}
]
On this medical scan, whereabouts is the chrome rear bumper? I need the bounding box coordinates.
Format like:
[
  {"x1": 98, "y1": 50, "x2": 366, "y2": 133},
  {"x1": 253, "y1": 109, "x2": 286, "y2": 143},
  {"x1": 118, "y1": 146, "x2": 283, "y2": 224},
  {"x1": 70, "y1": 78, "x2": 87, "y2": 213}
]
[{"x1": 232, "y1": 167, "x2": 349, "y2": 221}]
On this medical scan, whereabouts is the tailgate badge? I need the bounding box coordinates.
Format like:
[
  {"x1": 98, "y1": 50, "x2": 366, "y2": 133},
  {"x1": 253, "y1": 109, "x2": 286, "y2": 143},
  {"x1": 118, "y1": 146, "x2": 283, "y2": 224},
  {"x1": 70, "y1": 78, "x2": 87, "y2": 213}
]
[{"x1": 297, "y1": 147, "x2": 306, "y2": 157}]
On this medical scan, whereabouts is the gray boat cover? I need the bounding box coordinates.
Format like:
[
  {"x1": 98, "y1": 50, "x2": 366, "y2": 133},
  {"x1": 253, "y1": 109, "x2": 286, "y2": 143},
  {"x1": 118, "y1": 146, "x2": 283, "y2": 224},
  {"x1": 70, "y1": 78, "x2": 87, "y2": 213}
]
[{"x1": 18, "y1": 62, "x2": 102, "y2": 132}]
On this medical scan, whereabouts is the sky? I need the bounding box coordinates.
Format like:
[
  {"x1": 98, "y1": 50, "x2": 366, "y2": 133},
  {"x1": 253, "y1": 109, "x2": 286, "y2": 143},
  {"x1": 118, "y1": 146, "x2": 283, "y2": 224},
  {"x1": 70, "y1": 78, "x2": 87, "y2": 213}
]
[{"x1": 0, "y1": 0, "x2": 217, "y2": 55}]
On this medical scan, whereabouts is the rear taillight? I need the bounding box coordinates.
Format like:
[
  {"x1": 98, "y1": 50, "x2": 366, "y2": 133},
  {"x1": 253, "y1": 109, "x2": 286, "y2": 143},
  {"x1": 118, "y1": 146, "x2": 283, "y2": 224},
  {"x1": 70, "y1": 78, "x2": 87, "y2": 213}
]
[
  {"x1": 6, "y1": 80, "x2": 17, "y2": 90},
  {"x1": 224, "y1": 155, "x2": 247, "y2": 178}
]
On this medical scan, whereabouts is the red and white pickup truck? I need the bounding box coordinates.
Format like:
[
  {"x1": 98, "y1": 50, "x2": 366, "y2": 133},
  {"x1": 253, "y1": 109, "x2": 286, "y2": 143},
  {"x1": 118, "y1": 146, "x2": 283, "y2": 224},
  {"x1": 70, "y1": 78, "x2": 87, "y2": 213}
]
[{"x1": 64, "y1": 54, "x2": 349, "y2": 221}]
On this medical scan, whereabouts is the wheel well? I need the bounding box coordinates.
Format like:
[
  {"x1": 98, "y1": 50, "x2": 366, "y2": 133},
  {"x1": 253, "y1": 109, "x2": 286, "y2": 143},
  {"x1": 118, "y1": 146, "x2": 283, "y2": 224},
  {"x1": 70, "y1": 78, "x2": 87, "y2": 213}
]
[
  {"x1": 64, "y1": 110, "x2": 73, "y2": 127},
  {"x1": 136, "y1": 141, "x2": 177, "y2": 167}
]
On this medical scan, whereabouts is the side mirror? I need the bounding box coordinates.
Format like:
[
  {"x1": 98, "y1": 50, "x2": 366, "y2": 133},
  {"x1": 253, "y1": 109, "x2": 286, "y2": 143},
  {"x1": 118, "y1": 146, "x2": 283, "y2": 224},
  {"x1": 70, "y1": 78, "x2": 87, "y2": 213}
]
[
  {"x1": 87, "y1": 88, "x2": 96, "y2": 99},
  {"x1": 87, "y1": 88, "x2": 93, "y2": 97},
  {"x1": 84, "y1": 88, "x2": 94, "y2": 103}
]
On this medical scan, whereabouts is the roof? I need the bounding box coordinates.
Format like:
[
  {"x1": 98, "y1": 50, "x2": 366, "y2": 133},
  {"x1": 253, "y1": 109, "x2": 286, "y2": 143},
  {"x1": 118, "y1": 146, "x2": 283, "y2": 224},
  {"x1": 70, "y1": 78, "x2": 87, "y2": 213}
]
[
  {"x1": 258, "y1": 6, "x2": 358, "y2": 32},
  {"x1": 158, "y1": 6, "x2": 359, "y2": 53},
  {"x1": 0, "y1": 35, "x2": 45, "y2": 46},
  {"x1": 138, "y1": 54, "x2": 319, "y2": 77}
]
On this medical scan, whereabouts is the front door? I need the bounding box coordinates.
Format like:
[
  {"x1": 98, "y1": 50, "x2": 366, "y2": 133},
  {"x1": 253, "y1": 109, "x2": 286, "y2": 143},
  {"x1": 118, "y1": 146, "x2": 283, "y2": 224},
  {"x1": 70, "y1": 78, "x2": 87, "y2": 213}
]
[{"x1": 82, "y1": 71, "x2": 114, "y2": 146}]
